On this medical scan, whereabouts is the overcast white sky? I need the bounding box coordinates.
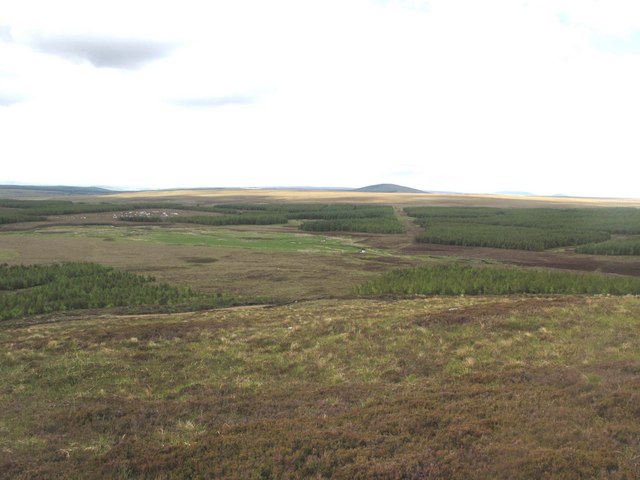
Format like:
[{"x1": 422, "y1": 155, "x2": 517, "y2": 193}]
[{"x1": 1, "y1": 0, "x2": 639, "y2": 197}]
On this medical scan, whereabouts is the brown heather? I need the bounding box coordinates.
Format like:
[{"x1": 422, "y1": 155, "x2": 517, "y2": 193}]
[{"x1": 1, "y1": 296, "x2": 640, "y2": 479}]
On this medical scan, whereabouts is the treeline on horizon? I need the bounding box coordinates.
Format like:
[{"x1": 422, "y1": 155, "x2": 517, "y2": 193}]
[
  {"x1": 0, "y1": 199, "x2": 404, "y2": 234},
  {"x1": 113, "y1": 203, "x2": 405, "y2": 233},
  {"x1": 0, "y1": 199, "x2": 189, "y2": 223},
  {"x1": 0, "y1": 263, "x2": 243, "y2": 321},
  {"x1": 405, "y1": 207, "x2": 640, "y2": 253}
]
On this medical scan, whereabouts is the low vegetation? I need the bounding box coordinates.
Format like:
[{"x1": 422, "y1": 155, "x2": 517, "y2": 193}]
[
  {"x1": 299, "y1": 217, "x2": 405, "y2": 233},
  {"x1": 2, "y1": 296, "x2": 640, "y2": 478},
  {"x1": 211, "y1": 203, "x2": 405, "y2": 233},
  {"x1": 117, "y1": 215, "x2": 164, "y2": 223},
  {"x1": 175, "y1": 213, "x2": 289, "y2": 226},
  {"x1": 156, "y1": 203, "x2": 404, "y2": 232},
  {"x1": 212, "y1": 203, "x2": 394, "y2": 219},
  {"x1": 354, "y1": 263, "x2": 640, "y2": 295},
  {"x1": 406, "y1": 207, "x2": 640, "y2": 251},
  {"x1": 0, "y1": 211, "x2": 46, "y2": 225},
  {"x1": 0, "y1": 199, "x2": 186, "y2": 219}
]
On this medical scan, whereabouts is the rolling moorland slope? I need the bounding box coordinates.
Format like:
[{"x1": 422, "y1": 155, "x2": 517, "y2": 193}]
[{"x1": 1, "y1": 189, "x2": 640, "y2": 479}]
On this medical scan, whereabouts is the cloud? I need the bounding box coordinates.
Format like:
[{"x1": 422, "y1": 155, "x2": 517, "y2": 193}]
[
  {"x1": 169, "y1": 94, "x2": 259, "y2": 108},
  {"x1": 0, "y1": 25, "x2": 12, "y2": 42},
  {"x1": 592, "y1": 29, "x2": 640, "y2": 55},
  {"x1": 0, "y1": 92, "x2": 24, "y2": 106},
  {"x1": 28, "y1": 34, "x2": 175, "y2": 69},
  {"x1": 372, "y1": 0, "x2": 430, "y2": 13}
]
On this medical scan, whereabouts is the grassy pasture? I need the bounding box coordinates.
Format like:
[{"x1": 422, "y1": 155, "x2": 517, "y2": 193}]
[
  {"x1": 14, "y1": 224, "x2": 366, "y2": 253},
  {"x1": 144, "y1": 228, "x2": 366, "y2": 253},
  {"x1": 0, "y1": 248, "x2": 18, "y2": 260}
]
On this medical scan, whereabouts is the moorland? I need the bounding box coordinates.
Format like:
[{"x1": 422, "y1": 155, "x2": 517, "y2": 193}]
[{"x1": 1, "y1": 188, "x2": 640, "y2": 479}]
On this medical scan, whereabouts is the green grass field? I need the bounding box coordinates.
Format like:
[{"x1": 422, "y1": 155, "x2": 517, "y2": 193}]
[
  {"x1": 0, "y1": 248, "x2": 17, "y2": 260},
  {"x1": 145, "y1": 229, "x2": 364, "y2": 253},
  {"x1": 13, "y1": 225, "x2": 371, "y2": 254},
  {"x1": 1, "y1": 193, "x2": 640, "y2": 478}
]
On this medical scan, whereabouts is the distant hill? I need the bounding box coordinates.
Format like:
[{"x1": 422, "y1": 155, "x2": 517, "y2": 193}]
[
  {"x1": 0, "y1": 185, "x2": 117, "y2": 197},
  {"x1": 496, "y1": 191, "x2": 536, "y2": 197},
  {"x1": 354, "y1": 184, "x2": 424, "y2": 193}
]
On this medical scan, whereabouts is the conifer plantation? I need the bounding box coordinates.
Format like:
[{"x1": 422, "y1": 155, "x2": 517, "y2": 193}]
[
  {"x1": 354, "y1": 263, "x2": 640, "y2": 296},
  {"x1": 0, "y1": 263, "x2": 241, "y2": 321},
  {"x1": 407, "y1": 206, "x2": 640, "y2": 251}
]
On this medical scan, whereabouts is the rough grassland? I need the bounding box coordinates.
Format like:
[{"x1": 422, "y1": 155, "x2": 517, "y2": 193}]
[
  {"x1": 0, "y1": 226, "x2": 398, "y2": 300},
  {"x1": 9, "y1": 225, "x2": 368, "y2": 254},
  {"x1": 2, "y1": 296, "x2": 640, "y2": 479}
]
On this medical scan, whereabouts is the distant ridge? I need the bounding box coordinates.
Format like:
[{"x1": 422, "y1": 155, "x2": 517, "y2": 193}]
[
  {"x1": 0, "y1": 185, "x2": 117, "y2": 196},
  {"x1": 354, "y1": 183, "x2": 424, "y2": 193},
  {"x1": 496, "y1": 191, "x2": 535, "y2": 197}
]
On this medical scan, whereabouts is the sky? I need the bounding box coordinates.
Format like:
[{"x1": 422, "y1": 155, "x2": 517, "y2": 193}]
[{"x1": 1, "y1": 0, "x2": 640, "y2": 197}]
